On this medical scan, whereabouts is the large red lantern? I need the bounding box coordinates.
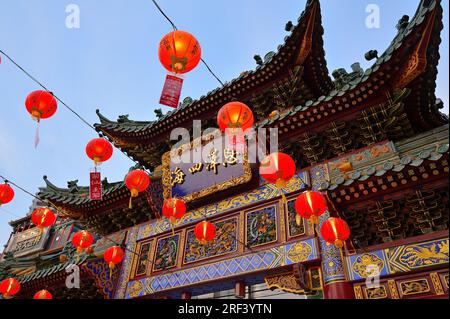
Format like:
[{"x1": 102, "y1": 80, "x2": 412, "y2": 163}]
[
  {"x1": 295, "y1": 191, "x2": 328, "y2": 225},
  {"x1": 158, "y1": 30, "x2": 201, "y2": 74},
  {"x1": 71, "y1": 230, "x2": 94, "y2": 254},
  {"x1": 0, "y1": 278, "x2": 20, "y2": 299},
  {"x1": 260, "y1": 152, "x2": 296, "y2": 202},
  {"x1": 125, "y1": 169, "x2": 150, "y2": 209},
  {"x1": 320, "y1": 217, "x2": 350, "y2": 249},
  {"x1": 104, "y1": 246, "x2": 125, "y2": 278},
  {"x1": 33, "y1": 289, "x2": 53, "y2": 300},
  {"x1": 25, "y1": 90, "x2": 57, "y2": 147},
  {"x1": 217, "y1": 102, "x2": 254, "y2": 149},
  {"x1": 0, "y1": 183, "x2": 14, "y2": 206},
  {"x1": 31, "y1": 207, "x2": 56, "y2": 229},
  {"x1": 25, "y1": 90, "x2": 57, "y2": 122},
  {"x1": 194, "y1": 221, "x2": 216, "y2": 245},
  {"x1": 86, "y1": 138, "x2": 113, "y2": 166}
]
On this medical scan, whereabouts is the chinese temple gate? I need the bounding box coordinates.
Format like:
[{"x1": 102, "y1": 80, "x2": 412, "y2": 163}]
[{"x1": 0, "y1": 0, "x2": 448, "y2": 299}]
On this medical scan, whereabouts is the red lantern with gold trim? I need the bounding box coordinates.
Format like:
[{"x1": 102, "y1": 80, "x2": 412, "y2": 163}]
[
  {"x1": 217, "y1": 102, "x2": 254, "y2": 149},
  {"x1": 259, "y1": 152, "x2": 296, "y2": 202},
  {"x1": 194, "y1": 221, "x2": 216, "y2": 245},
  {"x1": 33, "y1": 289, "x2": 53, "y2": 300},
  {"x1": 158, "y1": 30, "x2": 201, "y2": 74},
  {"x1": 0, "y1": 278, "x2": 20, "y2": 299},
  {"x1": 0, "y1": 183, "x2": 14, "y2": 206},
  {"x1": 31, "y1": 207, "x2": 56, "y2": 229},
  {"x1": 103, "y1": 246, "x2": 124, "y2": 278},
  {"x1": 294, "y1": 191, "x2": 328, "y2": 225},
  {"x1": 125, "y1": 169, "x2": 150, "y2": 209},
  {"x1": 320, "y1": 217, "x2": 350, "y2": 249},
  {"x1": 71, "y1": 230, "x2": 94, "y2": 254},
  {"x1": 162, "y1": 198, "x2": 186, "y2": 234},
  {"x1": 86, "y1": 138, "x2": 113, "y2": 166},
  {"x1": 25, "y1": 90, "x2": 57, "y2": 122}
]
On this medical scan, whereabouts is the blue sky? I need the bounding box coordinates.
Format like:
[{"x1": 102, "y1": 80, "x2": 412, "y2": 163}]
[{"x1": 0, "y1": 0, "x2": 448, "y2": 249}]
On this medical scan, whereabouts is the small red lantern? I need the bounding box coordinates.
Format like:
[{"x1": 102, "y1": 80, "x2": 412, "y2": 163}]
[
  {"x1": 194, "y1": 221, "x2": 216, "y2": 245},
  {"x1": 25, "y1": 90, "x2": 57, "y2": 122},
  {"x1": 71, "y1": 230, "x2": 94, "y2": 254},
  {"x1": 31, "y1": 207, "x2": 56, "y2": 229},
  {"x1": 0, "y1": 183, "x2": 14, "y2": 206},
  {"x1": 86, "y1": 138, "x2": 113, "y2": 166},
  {"x1": 103, "y1": 246, "x2": 124, "y2": 278},
  {"x1": 25, "y1": 90, "x2": 57, "y2": 147},
  {"x1": 162, "y1": 198, "x2": 187, "y2": 233},
  {"x1": 260, "y1": 152, "x2": 296, "y2": 202},
  {"x1": 158, "y1": 30, "x2": 201, "y2": 74},
  {"x1": 294, "y1": 191, "x2": 328, "y2": 225},
  {"x1": 217, "y1": 102, "x2": 254, "y2": 149},
  {"x1": 0, "y1": 278, "x2": 20, "y2": 299},
  {"x1": 125, "y1": 169, "x2": 150, "y2": 209},
  {"x1": 320, "y1": 217, "x2": 350, "y2": 249},
  {"x1": 33, "y1": 289, "x2": 53, "y2": 300}
]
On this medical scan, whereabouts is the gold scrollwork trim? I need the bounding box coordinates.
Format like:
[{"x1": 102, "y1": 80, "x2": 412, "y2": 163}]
[{"x1": 430, "y1": 272, "x2": 445, "y2": 295}]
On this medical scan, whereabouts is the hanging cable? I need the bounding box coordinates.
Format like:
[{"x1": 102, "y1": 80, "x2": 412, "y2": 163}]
[
  {"x1": 150, "y1": 0, "x2": 225, "y2": 87},
  {"x1": 0, "y1": 49, "x2": 150, "y2": 174}
]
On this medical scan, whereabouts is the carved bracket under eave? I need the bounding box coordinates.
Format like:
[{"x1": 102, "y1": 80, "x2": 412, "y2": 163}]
[{"x1": 393, "y1": 5, "x2": 437, "y2": 90}]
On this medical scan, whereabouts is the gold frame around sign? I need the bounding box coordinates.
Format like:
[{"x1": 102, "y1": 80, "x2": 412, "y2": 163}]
[{"x1": 161, "y1": 130, "x2": 252, "y2": 203}]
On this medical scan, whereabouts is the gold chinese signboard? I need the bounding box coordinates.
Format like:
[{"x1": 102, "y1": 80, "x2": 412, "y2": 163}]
[{"x1": 162, "y1": 131, "x2": 252, "y2": 202}]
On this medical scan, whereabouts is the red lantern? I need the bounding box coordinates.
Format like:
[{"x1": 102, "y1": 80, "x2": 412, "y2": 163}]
[
  {"x1": 294, "y1": 191, "x2": 328, "y2": 224},
  {"x1": 125, "y1": 170, "x2": 150, "y2": 209},
  {"x1": 71, "y1": 230, "x2": 94, "y2": 254},
  {"x1": 31, "y1": 207, "x2": 56, "y2": 228},
  {"x1": 260, "y1": 152, "x2": 296, "y2": 202},
  {"x1": 320, "y1": 217, "x2": 350, "y2": 249},
  {"x1": 194, "y1": 221, "x2": 216, "y2": 245},
  {"x1": 86, "y1": 138, "x2": 113, "y2": 165},
  {"x1": 217, "y1": 102, "x2": 254, "y2": 149},
  {"x1": 104, "y1": 246, "x2": 124, "y2": 278},
  {"x1": 162, "y1": 198, "x2": 187, "y2": 235},
  {"x1": 158, "y1": 30, "x2": 201, "y2": 74},
  {"x1": 0, "y1": 183, "x2": 14, "y2": 206},
  {"x1": 0, "y1": 278, "x2": 20, "y2": 298},
  {"x1": 33, "y1": 289, "x2": 53, "y2": 300},
  {"x1": 25, "y1": 90, "x2": 57, "y2": 122},
  {"x1": 162, "y1": 198, "x2": 186, "y2": 224}
]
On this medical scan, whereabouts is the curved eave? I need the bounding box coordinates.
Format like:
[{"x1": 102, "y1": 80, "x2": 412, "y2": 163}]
[
  {"x1": 94, "y1": 0, "x2": 331, "y2": 144},
  {"x1": 263, "y1": 0, "x2": 447, "y2": 137}
]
